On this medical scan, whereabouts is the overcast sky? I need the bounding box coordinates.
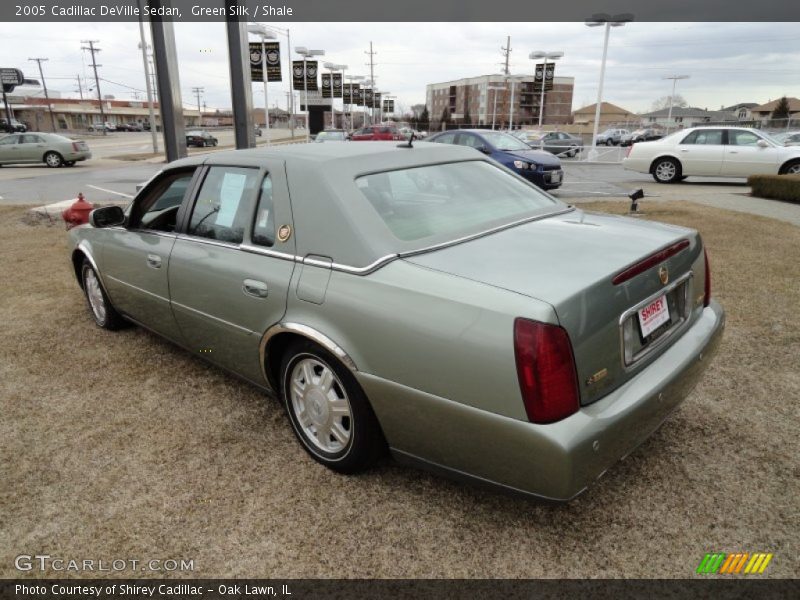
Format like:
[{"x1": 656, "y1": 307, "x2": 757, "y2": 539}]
[{"x1": 2, "y1": 21, "x2": 799, "y2": 115}]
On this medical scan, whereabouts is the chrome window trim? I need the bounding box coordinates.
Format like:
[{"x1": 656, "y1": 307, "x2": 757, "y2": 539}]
[
  {"x1": 174, "y1": 233, "x2": 239, "y2": 250},
  {"x1": 618, "y1": 271, "x2": 694, "y2": 371},
  {"x1": 239, "y1": 243, "x2": 299, "y2": 262}
]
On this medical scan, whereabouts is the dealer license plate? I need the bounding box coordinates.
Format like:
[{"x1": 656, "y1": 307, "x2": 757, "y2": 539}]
[
  {"x1": 638, "y1": 294, "x2": 670, "y2": 338},
  {"x1": 550, "y1": 170, "x2": 562, "y2": 183}
]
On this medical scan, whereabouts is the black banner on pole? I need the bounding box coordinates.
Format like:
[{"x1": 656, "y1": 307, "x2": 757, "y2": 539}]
[
  {"x1": 321, "y1": 73, "x2": 332, "y2": 98},
  {"x1": 249, "y1": 42, "x2": 264, "y2": 82},
  {"x1": 265, "y1": 41, "x2": 281, "y2": 82},
  {"x1": 374, "y1": 92, "x2": 381, "y2": 110},
  {"x1": 353, "y1": 84, "x2": 363, "y2": 106},
  {"x1": 343, "y1": 83, "x2": 353, "y2": 103},
  {"x1": 364, "y1": 87, "x2": 373, "y2": 107},
  {"x1": 332, "y1": 73, "x2": 342, "y2": 98},
  {"x1": 534, "y1": 62, "x2": 555, "y2": 91},
  {"x1": 383, "y1": 99, "x2": 394, "y2": 113},
  {"x1": 292, "y1": 60, "x2": 318, "y2": 91}
]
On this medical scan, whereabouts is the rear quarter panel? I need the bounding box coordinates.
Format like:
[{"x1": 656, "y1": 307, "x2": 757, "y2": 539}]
[{"x1": 283, "y1": 259, "x2": 557, "y2": 423}]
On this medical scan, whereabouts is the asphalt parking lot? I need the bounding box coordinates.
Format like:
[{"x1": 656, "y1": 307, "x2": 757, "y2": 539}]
[{"x1": 0, "y1": 196, "x2": 798, "y2": 578}]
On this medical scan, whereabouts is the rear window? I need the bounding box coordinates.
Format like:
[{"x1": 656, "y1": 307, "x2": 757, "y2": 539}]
[{"x1": 356, "y1": 161, "x2": 557, "y2": 242}]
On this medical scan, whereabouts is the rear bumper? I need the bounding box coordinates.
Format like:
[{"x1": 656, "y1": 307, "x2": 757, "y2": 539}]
[{"x1": 362, "y1": 300, "x2": 725, "y2": 501}]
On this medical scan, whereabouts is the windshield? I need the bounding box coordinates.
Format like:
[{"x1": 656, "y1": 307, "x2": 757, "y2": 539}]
[
  {"x1": 356, "y1": 160, "x2": 559, "y2": 242},
  {"x1": 317, "y1": 131, "x2": 345, "y2": 141},
  {"x1": 480, "y1": 131, "x2": 532, "y2": 152}
]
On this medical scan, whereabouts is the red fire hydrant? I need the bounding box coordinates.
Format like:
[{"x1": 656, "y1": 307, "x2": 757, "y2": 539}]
[{"x1": 62, "y1": 193, "x2": 95, "y2": 230}]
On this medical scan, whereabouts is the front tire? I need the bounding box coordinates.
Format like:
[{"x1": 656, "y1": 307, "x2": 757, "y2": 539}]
[
  {"x1": 44, "y1": 151, "x2": 63, "y2": 168},
  {"x1": 779, "y1": 160, "x2": 800, "y2": 175},
  {"x1": 81, "y1": 260, "x2": 126, "y2": 330},
  {"x1": 280, "y1": 339, "x2": 385, "y2": 473},
  {"x1": 652, "y1": 157, "x2": 682, "y2": 183}
]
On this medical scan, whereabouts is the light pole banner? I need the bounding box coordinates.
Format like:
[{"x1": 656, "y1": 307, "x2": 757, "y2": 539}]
[
  {"x1": 353, "y1": 85, "x2": 363, "y2": 106},
  {"x1": 374, "y1": 92, "x2": 381, "y2": 110},
  {"x1": 364, "y1": 87, "x2": 373, "y2": 106},
  {"x1": 332, "y1": 73, "x2": 343, "y2": 98},
  {"x1": 292, "y1": 60, "x2": 318, "y2": 91},
  {"x1": 343, "y1": 83, "x2": 353, "y2": 104},
  {"x1": 321, "y1": 73, "x2": 332, "y2": 98},
  {"x1": 534, "y1": 63, "x2": 555, "y2": 91},
  {"x1": 383, "y1": 99, "x2": 394, "y2": 113},
  {"x1": 249, "y1": 43, "x2": 264, "y2": 82},
  {"x1": 265, "y1": 42, "x2": 282, "y2": 82}
]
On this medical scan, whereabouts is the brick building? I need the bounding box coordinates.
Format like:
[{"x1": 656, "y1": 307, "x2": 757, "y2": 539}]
[{"x1": 426, "y1": 74, "x2": 574, "y2": 128}]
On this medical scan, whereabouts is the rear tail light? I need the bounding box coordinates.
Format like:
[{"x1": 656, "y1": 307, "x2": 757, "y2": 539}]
[
  {"x1": 625, "y1": 144, "x2": 634, "y2": 157},
  {"x1": 72, "y1": 142, "x2": 80, "y2": 152},
  {"x1": 703, "y1": 247, "x2": 711, "y2": 307},
  {"x1": 514, "y1": 318, "x2": 580, "y2": 424}
]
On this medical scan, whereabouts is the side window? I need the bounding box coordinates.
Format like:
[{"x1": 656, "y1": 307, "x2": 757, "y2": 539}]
[
  {"x1": 0, "y1": 135, "x2": 18, "y2": 145},
  {"x1": 252, "y1": 175, "x2": 275, "y2": 247},
  {"x1": 680, "y1": 130, "x2": 723, "y2": 145},
  {"x1": 188, "y1": 166, "x2": 259, "y2": 244},
  {"x1": 729, "y1": 130, "x2": 760, "y2": 146},
  {"x1": 432, "y1": 132, "x2": 456, "y2": 144},
  {"x1": 19, "y1": 134, "x2": 41, "y2": 144},
  {"x1": 456, "y1": 133, "x2": 482, "y2": 148},
  {"x1": 132, "y1": 169, "x2": 196, "y2": 232}
]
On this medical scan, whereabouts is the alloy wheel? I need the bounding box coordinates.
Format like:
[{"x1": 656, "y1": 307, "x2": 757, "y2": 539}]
[{"x1": 84, "y1": 269, "x2": 107, "y2": 323}]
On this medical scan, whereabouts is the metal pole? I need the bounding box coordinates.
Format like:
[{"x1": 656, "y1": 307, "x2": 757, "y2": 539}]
[
  {"x1": 329, "y1": 66, "x2": 335, "y2": 129},
  {"x1": 667, "y1": 77, "x2": 677, "y2": 130},
  {"x1": 261, "y1": 38, "x2": 270, "y2": 146},
  {"x1": 225, "y1": 8, "x2": 254, "y2": 149},
  {"x1": 149, "y1": 4, "x2": 186, "y2": 160},
  {"x1": 81, "y1": 41, "x2": 107, "y2": 135},
  {"x1": 492, "y1": 88, "x2": 498, "y2": 130},
  {"x1": 29, "y1": 59, "x2": 56, "y2": 132},
  {"x1": 287, "y1": 28, "x2": 294, "y2": 138},
  {"x1": 341, "y1": 66, "x2": 346, "y2": 130},
  {"x1": 137, "y1": 2, "x2": 158, "y2": 153},
  {"x1": 303, "y1": 56, "x2": 309, "y2": 141},
  {"x1": 509, "y1": 79, "x2": 515, "y2": 130},
  {"x1": 2, "y1": 90, "x2": 13, "y2": 125},
  {"x1": 590, "y1": 22, "x2": 611, "y2": 158},
  {"x1": 538, "y1": 57, "x2": 547, "y2": 127}
]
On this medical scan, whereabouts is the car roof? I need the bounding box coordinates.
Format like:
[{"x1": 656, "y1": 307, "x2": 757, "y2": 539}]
[{"x1": 166, "y1": 142, "x2": 487, "y2": 269}]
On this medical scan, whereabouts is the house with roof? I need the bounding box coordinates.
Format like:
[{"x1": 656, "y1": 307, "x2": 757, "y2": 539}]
[
  {"x1": 639, "y1": 106, "x2": 739, "y2": 129},
  {"x1": 571, "y1": 102, "x2": 640, "y2": 127},
  {"x1": 748, "y1": 97, "x2": 800, "y2": 123}
]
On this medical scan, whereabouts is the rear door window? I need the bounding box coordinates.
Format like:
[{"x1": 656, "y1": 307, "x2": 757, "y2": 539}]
[{"x1": 680, "y1": 130, "x2": 724, "y2": 145}]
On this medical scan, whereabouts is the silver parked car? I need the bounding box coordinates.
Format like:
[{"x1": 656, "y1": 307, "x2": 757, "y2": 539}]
[
  {"x1": 0, "y1": 132, "x2": 91, "y2": 167},
  {"x1": 516, "y1": 130, "x2": 584, "y2": 157},
  {"x1": 68, "y1": 142, "x2": 724, "y2": 501}
]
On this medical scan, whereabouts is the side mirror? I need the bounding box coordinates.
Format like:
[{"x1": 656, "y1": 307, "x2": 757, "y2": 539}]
[
  {"x1": 476, "y1": 145, "x2": 491, "y2": 154},
  {"x1": 90, "y1": 205, "x2": 125, "y2": 228},
  {"x1": 757, "y1": 139, "x2": 769, "y2": 148}
]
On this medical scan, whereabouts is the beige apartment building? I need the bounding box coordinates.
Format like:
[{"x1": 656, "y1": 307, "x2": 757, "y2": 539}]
[{"x1": 426, "y1": 74, "x2": 574, "y2": 128}]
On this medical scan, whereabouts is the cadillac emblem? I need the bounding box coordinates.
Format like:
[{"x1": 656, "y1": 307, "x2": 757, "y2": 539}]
[
  {"x1": 658, "y1": 266, "x2": 669, "y2": 285},
  {"x1": 277, "y1": 224, "x2": 292, "y2": 242}
]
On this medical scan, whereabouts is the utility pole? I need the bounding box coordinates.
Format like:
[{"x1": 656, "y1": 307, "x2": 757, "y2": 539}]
[
  {"x1": 28, "y1": 58, "x2": 57, "y2": 132},
  {"x1": 75, "y1": 74, "x2": 84, "y2": 100},
  {"x1": 365, "y1": 41, "x2": 376, "y2": 125},
  {"x1": 501, "y1": 36, "x2": 511, "y2": 75},
  {"x1": 663, "y1": 74, "x2": 690, "y2": 132},
  {"x1": 81, "y1": 40, "x2": 107, "y2": 135},
  {"x1": 192, "y1": 86, "x2": 204, "y2": 126}
]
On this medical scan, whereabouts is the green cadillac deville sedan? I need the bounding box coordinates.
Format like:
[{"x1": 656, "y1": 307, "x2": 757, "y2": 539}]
[{"x1": 68, "y1": 142, "x2": 724, "y2": 501}]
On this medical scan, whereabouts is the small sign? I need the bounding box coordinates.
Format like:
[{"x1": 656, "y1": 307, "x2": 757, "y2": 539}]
[{"x1": 1, "y1": 68, "x2": 24, "y2": 93}]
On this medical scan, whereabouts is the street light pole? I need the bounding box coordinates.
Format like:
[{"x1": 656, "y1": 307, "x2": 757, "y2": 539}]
[
  {"x1": 247, "y1": 24, "x2": 277, "y2": 146},
  {"x1": 345, "y1": 75, "x2": 364, "y2": 131},
  {"x1": 487, "y1": 84, "x2": 504, "y2": 130},
  {"x1": 529, "y1": 51, "x2": 564, "y2": 127},
  {"x1": 137, "y1": 0, "x2": 158, "y2": 153},
  {"x1": 586, "y1": 13, "x2": 633, "y2": 159},
  {"x1": 295, "y1": 46, "x2": 325, "y2": 141},
  {"x1": 664, "y1": 74, "x2": 690, "y2": 132},
  {"x1": 191, "y1": 86, "x2": 204, "y2": 127}
]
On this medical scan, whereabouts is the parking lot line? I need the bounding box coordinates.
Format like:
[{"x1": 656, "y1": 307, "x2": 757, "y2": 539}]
[{"x1": 87, "y1": 184, "x2": 134, "y2": 199}]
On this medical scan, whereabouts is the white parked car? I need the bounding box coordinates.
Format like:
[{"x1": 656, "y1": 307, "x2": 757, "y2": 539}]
[{"x1": 623, "y1": 126, "x2": 800, "y2": 183}]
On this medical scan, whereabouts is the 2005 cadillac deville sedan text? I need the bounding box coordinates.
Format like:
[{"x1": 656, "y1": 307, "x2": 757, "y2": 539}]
[{"x1": 68, "y1": 142, "x2": 724, "y2": 501}]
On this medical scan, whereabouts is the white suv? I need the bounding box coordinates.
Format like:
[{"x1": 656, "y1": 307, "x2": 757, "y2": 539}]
[{"x1": 596, "y1": 128, "x2": 630, "y2": 146}]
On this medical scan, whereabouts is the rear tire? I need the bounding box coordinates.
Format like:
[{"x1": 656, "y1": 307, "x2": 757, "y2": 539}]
[
  {"x1": 779, "y1": 160, "x2": 800, "y2": 175},
  {"x1": 44, "y1": 151, "x2": 63, "y2": 168},
  {"x1": 280, "y1": 339, "x2": 385, "y2": 474},
  {"x1": 65, "y1": 161, "x2": 76, "y2": 167},
  {"x1": 652, "y1": 157, "x2": 682, "y2": 183},
  {"x1": 81, "y1": 260, "x2": 126, "y2": 330}
]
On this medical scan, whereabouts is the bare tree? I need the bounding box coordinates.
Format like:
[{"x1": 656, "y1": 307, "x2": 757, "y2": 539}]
[{"x1": 651, "y1": 94, "x2": 688, "y2": 111}]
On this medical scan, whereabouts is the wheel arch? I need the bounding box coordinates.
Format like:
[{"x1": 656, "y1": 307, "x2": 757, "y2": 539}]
[
  {"x1": 649, "y1": 154, "x2": 682, "y2": 174},
  {"x1": 778, "y1": 157, "x2": 800, "y2": 174},
  {"x1": 43, "y1": 149, "x2": 63, "y2": 163},
  {"x1": 259, "y1": 323, "x2": 359, "y2": 393}
]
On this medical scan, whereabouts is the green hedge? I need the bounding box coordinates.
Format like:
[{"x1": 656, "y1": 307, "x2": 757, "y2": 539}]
[{"x1": 748, "y1": 174, "x2": 800, "y2": 203}]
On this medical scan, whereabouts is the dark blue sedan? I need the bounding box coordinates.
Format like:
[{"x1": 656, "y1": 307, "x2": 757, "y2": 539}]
[{"x1": 427, "y1": 129, "x2": 564, "y2": 190}]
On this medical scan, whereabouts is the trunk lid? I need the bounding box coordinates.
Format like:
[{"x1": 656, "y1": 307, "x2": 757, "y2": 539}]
[{"x1": 404, "y1": 209, "x2": 704, "y2": 405}]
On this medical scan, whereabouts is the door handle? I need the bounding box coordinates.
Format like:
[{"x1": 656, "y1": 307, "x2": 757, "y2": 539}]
[
  {"x1": 146, "y1": 254, "x2": 162, "y2": 268},
  {"x1": 243, "y1": 279, "x2": 269, "y2": 298},
  {"x1": 728, "y1": 151, "x2": 738, "y2": 154},
  {"x1": 680, "y1": 149, "x2": 689, "y2": 153}
]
